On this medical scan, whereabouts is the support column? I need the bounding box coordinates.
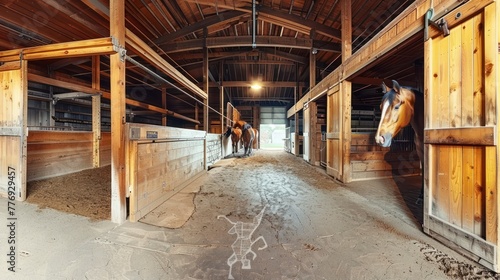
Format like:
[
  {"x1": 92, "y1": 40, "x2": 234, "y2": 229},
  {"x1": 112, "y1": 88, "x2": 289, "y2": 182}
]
[
  {"x1": 195, "y1": 103, "x2": 199, "y2": 130},
  {"x1": 309, "y1": 31, "x2": 318, "y2": 164},
  {"x1": 203, "y1": 40, "x2": 209, "y2": 133},
  {"x1": 341, "y1": 0, "x2": 352, "y2": 182},
  {"x1": 0, "y1": 60, "x2": 28, "y2": 201},
  {"x1": 92, "y1": 55, "x2": 101, "y2": 168},
  {"x1": 220, "y1": 86, "x2": 224, "y2": 131},
  {"x1": 110, "y1": 0, "x2": 127, "y2": 224},
  {"x1": 161, "y1": 85, "x2": 167, "y2": 126}
]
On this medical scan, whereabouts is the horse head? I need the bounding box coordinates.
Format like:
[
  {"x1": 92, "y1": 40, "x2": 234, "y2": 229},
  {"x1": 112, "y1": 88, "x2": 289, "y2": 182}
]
[{"x1": 375, "y1": 80, "x2": 416, "y2": 147}]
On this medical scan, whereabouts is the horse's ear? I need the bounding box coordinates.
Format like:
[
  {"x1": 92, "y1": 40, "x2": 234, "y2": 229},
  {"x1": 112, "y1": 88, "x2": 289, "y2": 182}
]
[
  {"x1": 392, "y1": 80, "x2": 401, "y2": 93},
  {"x1": 381, "y1": 82, "x2": 389, "y2": 93}
]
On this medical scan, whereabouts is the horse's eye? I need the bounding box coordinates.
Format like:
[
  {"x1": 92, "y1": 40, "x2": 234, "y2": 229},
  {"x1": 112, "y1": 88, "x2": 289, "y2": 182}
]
[{"x1": 394, "y1": 103, "x2": 401, "y2": 110}]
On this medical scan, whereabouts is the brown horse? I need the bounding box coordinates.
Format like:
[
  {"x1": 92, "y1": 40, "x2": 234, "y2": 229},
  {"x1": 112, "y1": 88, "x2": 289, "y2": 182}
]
[
  {"x1": 231, "y1": 127, "x2": 242, "y2": 154},
  {"x1": 375, "y1": 80, "x2": 424, "y2": 203},
  {"x1": 233, "y1": 120, "x2": 255, "y2": 156},
  {"x1": 252, "y1": 128, "x2": 259, "y2": 150}
]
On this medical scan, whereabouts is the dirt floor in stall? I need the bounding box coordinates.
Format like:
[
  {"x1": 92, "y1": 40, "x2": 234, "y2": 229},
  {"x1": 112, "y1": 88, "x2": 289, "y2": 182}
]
[
  {"x1": 22, "y1": 150, "x2": 499, "y2": 279},
  {"x1": 26, "y1": 166, "x2": 111, "y2": 220}
]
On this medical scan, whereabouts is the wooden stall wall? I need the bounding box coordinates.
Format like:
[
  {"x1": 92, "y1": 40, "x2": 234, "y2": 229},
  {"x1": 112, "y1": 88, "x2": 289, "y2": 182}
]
[
  {"x1": 207, "y1": 133, "x2": 232, "y2": 167},
  {"x1": 0, "y1": 61, "x2": 27, "y2": 200},
  {"x1": 27, "y1": 131, "x2": 111, "y2": 181},
  {"x1": 350, "y1": 127, "x2": 421, "y2": 181},
  {"x1": 127, "y1": 124, "x2": 207, "y2": 222},
  {"x1": 423, "y1": 0, "x2": 499, "y2": 271},
  {"x1": 326, "y1": 85, "x2": 342, "y2": 180}
]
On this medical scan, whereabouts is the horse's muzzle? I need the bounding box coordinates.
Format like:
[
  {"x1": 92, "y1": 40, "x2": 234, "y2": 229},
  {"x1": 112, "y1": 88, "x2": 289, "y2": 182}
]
[{"x1": 375, "y1": 134, "x2": 392, "y2": 147}]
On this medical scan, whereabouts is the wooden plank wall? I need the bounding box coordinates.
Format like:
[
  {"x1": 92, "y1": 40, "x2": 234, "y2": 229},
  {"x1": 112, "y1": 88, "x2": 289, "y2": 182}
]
[
  {"x1": 127, "y1": 124, "x2": 207, "y2": 221},
  {"x1": 423, "y1": 0, "x2": 498, "y2": 270},
  {"x1": 27, "y1": 131, "x2": 111, "y2": 181},
  {"x1": 350, "y1": 133, "x2": 420, "y2": 181},
  {"x1": 0, "y1": 61, "x2": 27, "y2": 200}
]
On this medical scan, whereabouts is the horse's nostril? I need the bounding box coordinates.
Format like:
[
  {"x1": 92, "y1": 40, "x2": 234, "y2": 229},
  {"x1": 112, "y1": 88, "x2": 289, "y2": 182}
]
[{"x1": 379, "y1": 135, "x2": 385, "y2": 144}]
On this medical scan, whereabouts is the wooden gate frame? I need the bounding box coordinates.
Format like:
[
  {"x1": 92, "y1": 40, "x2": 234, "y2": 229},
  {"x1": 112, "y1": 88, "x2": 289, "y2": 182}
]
[
  {"x1": 0, "y1": 61, "x2": 28, "y2": 201},
  {"x1": 423, "y1": 0, "x2": 499, "y2": 271}
]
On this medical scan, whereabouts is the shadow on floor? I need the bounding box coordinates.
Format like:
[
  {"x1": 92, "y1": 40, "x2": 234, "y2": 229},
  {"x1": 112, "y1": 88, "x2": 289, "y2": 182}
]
[{"x1": 392, "y1": 175, "x2": 424, "y2": 227}]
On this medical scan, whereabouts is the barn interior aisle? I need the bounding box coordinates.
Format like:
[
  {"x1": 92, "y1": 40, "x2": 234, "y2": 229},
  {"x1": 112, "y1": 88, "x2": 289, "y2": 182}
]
[{"x1": 3, "y1": 150, "x2": 497, "y2": 279}]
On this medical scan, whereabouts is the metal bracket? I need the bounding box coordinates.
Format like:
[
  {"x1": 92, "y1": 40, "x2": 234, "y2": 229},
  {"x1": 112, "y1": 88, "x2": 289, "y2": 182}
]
[
  {"x1": 424, "y1": 8, "x2": 450, "y2": 41},
  {"x1": 429, "y1": 18, "x2": 450, "y2": 37},
  {"x1": 119, "y1": 48, "x2": 127, "y2": 62},
  {"x1": 111, "y1": 36, "x2": 127, "y2": 62}
]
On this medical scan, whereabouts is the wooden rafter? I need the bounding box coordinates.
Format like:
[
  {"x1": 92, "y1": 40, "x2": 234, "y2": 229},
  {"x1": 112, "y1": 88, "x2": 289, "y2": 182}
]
[
  {"x1": 161, "y1": 36, "x2": 314, "y2": 53},
  {"x1": 0, "y1": 37, "x2": 117, "y2": 62},
  {"x1": 126, "y1": 29, "x2": 207, "y2": 100},
  {"x1": 155, "y1": 10, "x2": 247, "y2": 44}
]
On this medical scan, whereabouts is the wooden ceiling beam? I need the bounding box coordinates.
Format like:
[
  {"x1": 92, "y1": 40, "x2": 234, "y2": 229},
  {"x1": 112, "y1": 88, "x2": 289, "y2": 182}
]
[
  {"x1": 162, "y1": 36, "x2": 313, "y2": 53},
  {"x1": 81, "y1": 0, "x2": 207, "y2": 100},
  {"x1": 0, "y1": 37, "x2": 117, "y2": 62},
  {"x1": 223, "y1": 60, "x2": 295, "y2": 65},
  {"x1": 207, "y1": 81, "x2": 305, "y2": 87},
  {"x1": 126, "y1": 30, "x2": 207, "y2": 100},
  {"x1": 258, "y1": 48, "x2": 308, "y2": 64},
  {"x1": 155, "y1": 10, "x2": 247, "y2": 45},
  {"x1": 257, "y1": 6, "x2": 341, "y2": 40},
  {"x1": 179, "y1": 2, "x2": 341, "y2": 41}
]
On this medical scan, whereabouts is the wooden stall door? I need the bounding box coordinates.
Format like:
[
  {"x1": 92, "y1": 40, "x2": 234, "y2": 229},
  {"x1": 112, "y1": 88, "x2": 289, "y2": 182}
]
[
  {"x1": 326, "y1": 85, "x2": 342, "y2": 180},
  {"x1": 0, "y1": 61, "x2": 27, "y2": 201},
  {"x1": 303, "y1": 103, "x2": 311, "y2": 162},
  {"x1": 423, "y1": 1, "x2": 498, "y2": 271}
]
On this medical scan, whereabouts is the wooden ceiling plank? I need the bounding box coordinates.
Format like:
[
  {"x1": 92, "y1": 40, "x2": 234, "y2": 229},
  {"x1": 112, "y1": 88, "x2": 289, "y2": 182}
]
[{"x1": 43, "y1": 0, "x2": 109, "y2": 36}]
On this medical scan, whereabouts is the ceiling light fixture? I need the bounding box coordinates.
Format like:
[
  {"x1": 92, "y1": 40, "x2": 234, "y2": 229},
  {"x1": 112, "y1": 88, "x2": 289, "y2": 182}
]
[{"x1": 251, "y1": 84, "x2": 262, "y2": 90}]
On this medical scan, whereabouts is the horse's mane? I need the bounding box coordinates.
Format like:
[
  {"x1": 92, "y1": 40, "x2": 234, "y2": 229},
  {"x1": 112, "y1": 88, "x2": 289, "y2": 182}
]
[{"x1": 381, "y1": 86, "x2": 422, "y2": 106}]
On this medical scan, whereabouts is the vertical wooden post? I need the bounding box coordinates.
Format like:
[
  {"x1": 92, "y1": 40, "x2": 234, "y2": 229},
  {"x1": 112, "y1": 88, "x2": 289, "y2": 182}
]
[
  {"x1": 309, "y1": 102, "x2": 318, "y2": 165},
  {"x1": 310, "y1": 30, "x2": 317, "y2": 89},
  {"x1": 110, "y1": 0, "x2": 127, "y2": 224},
  {"x1": 161, "y1": 85, "x2": 167, "y2": 126},
  {"x1": 220, "y1": 61, "x2": 225, "y2": 132},
  {"x1": 92, "y1": 55, "x2": 101, "y2": 168},
  {"x1": 203, "y1": 41, "x2": 209, "y2": 133},
  {"x1": 341, "y1": 0, "x2": 352, "y2": 182},
  {"x1": 0, "y1": 60, "x2": 28, "y2": 201},
  {"x1": 195, "y1": 103, "x2": 199, "y2": 130},
  {"x1": 49, "y1": 86, "x2": 55, "y2": 127},
  {"x1": 253, "y1": 106, "x2": 260, "y2": 149},
  {"x1": 203, "y1": 43, "x2": 209, "y2": 169},
  {"x1": 220, "y1": 85, "x2": 225, "y2": 132},
  {"x1": 484, "y1": 1, "x2": 498, "y2": 246},
  {"x1": 308, "y1": 30, "x2": 317, "y2": 164}
]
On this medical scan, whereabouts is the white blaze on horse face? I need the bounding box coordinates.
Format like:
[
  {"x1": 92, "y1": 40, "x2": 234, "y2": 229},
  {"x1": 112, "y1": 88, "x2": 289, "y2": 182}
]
[{"x1": 376, "y1": 99, "x2": 391, "y2": 145}]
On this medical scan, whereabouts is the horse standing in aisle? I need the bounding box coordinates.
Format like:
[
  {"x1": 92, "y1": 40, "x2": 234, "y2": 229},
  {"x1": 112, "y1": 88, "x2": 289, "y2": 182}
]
[
  {"x1": 252, "y1": 128, "x2": 259, "y2": 150},
  {"x1": 233, "y1": 120, "x2": 255, "y2": 157},
  {"x1": 374, "y1": 80, "x2": 424, "y2": 204},
  {"x1": 231, "y1": 127, "x2": 242, "y2": 154}
]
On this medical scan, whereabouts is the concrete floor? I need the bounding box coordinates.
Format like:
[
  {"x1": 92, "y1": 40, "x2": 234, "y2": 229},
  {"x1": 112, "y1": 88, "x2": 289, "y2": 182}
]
[{"x1": 1, "y1": 150, "x2": 497, "y2": 280}]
